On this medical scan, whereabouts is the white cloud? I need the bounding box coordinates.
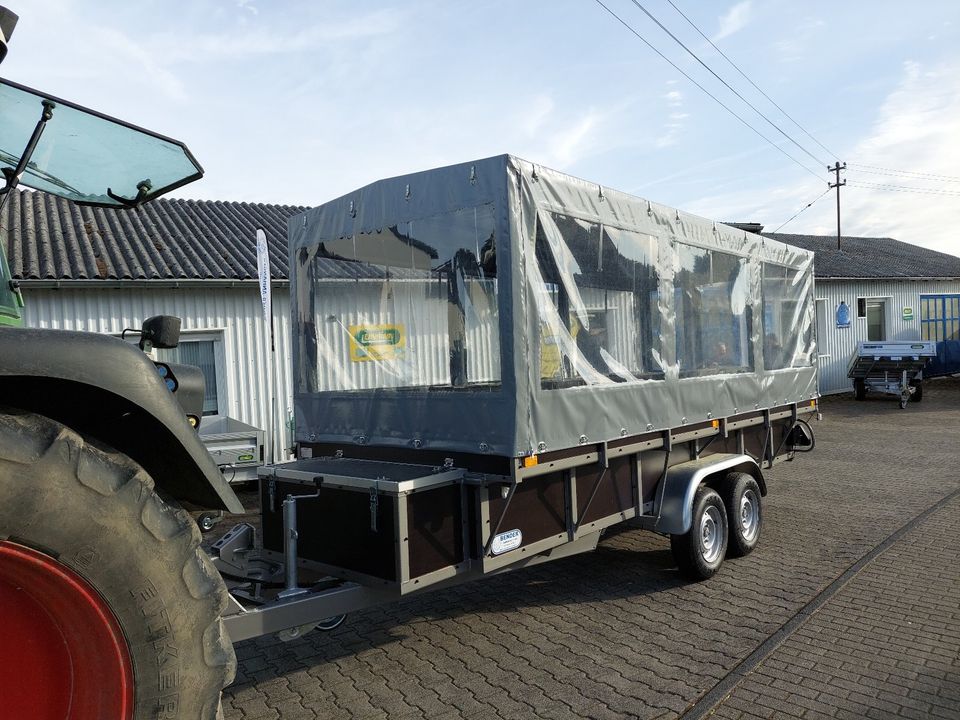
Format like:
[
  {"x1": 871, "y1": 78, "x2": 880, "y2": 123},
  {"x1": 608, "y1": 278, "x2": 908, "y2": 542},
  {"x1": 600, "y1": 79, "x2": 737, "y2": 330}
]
[
  {"x1": 147, "y1": 9, "x2": 403, "y2": 64},
  {"x1": 87, "y1": 26, "x2": 188, "y2": 102},
  {"x1": 713, "y1": 2, "x2": 752, "y2": 42},
  {"x1": 676, "y1": 60, "x2": 960, "y2": 257},
  {"x1": 657, "y1": 87, "x2": 686, "y2": 148},
  {"x1": 830, "y1": 60, "x2": 960, "y2": 254}
]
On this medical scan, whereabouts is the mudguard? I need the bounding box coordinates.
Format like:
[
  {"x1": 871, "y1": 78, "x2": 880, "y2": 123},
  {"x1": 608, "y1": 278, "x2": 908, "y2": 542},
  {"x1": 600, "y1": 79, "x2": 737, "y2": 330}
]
[
  {"x1": 0, "y1": 326, "x2": 242, "y2": 513},
  {"x1": 654, "y1": 453, "x2": 763, "y2": 535}
]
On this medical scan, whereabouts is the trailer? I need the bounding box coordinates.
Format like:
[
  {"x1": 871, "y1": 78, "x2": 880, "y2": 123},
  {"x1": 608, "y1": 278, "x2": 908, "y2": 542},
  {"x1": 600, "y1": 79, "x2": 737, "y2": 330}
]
[
  {"x1": 847, "y1": 340, "x2": 936, "y2": 408},
  {"x1": 211, "y1": 155, "x2": 820, "y2": 643}
]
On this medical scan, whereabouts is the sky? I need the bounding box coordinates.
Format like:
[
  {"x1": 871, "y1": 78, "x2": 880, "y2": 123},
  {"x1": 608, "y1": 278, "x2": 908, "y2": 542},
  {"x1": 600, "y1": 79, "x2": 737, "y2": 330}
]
[{"x1": 4, "y1": 0, "x2": 960, "y2": 255}]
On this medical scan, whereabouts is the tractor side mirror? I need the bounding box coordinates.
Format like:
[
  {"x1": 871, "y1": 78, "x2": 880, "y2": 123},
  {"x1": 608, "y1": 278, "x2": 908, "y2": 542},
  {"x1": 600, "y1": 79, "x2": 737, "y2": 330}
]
[{"x1": 139, "y1": 315, "x2": 181, "y2": 350}]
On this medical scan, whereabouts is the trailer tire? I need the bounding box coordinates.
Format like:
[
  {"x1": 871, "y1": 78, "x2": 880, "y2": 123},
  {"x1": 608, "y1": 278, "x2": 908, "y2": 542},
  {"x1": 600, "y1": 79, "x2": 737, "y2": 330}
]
[
  {"x1": 719, "y1": 473, "x2": 762, "y2": 558},
  {"x1": 854, "y1": 378, "x2": 866, "y2": 400},
  {"x1": 910, "y1": 380, "x2": 923, "y2": 403},
  {"x1": 0, "y1": 409, "x2": 236, "y2": 720},
  {"x1": 670, "y1": 484, "x2": 728, "y2": 581}
]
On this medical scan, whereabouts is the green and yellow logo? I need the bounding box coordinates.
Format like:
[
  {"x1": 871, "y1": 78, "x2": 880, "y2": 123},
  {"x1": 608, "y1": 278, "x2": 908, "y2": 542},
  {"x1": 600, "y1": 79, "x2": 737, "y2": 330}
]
[{"x1": 349, "y1": 324, "x2": 406, "y2": 362}]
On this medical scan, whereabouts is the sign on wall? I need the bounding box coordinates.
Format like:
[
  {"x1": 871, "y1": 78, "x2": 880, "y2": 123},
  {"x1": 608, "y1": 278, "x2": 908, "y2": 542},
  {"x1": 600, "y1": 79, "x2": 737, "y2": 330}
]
[
  {"x1": 902, "y1": 306, "x2": 915, "y2": 321},
  {"x1": 835, "y1": 300, "x2": 851, "y2": 329},
  {"x1": 349, "y1": 324, "x2": 406, "y2": 362}
]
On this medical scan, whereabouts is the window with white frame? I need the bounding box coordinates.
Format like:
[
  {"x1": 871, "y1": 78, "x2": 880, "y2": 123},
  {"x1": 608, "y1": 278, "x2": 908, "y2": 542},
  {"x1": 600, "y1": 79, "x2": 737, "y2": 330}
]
[
  {"x1": 815, "y1": 299, "x2": 828, "y2": 357},
  {"x1": 156, "y1": 332, "x2": 227, "y2": 416}
]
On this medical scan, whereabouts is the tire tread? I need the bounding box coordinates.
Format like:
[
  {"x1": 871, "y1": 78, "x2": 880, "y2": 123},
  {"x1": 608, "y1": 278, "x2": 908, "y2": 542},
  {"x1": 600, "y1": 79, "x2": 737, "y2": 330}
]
[{"x1": 0, "y1": 409, "x2": 235, "y2": 720}]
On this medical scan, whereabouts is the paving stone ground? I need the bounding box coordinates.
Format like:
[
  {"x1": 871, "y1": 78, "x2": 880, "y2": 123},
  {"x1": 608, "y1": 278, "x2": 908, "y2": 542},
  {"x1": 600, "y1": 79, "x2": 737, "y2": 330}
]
[
  {"x1": 709, "y1": 492, "x2": 960, "y2": 720},
  {"x1": 219, "y1": 378, "x2": 960, "y2": 719}
]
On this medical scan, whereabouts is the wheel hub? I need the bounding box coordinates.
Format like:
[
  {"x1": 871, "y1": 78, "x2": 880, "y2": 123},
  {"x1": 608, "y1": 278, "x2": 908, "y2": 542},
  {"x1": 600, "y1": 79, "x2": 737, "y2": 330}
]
[
  {"x1": 739, "y1": 489, "x2": 760, "y2": 542},
  {"x1": 0, "y1": 541, "x2": 134, "y2": 720},
  {"x1": 699, "y1": 506, "x2": 723, "y2": 563}
]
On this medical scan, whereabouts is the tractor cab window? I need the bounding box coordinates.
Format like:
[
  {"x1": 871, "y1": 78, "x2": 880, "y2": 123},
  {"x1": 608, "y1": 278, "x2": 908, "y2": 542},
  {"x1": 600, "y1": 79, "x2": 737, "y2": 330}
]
[{"x1": 0, "y1": 79, "x2": 202, "y2": 208}]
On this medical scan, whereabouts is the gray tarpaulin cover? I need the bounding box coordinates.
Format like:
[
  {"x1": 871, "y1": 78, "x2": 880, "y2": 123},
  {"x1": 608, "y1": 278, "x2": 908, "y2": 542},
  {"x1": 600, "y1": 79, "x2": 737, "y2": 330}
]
[{"x1": 289, "y1": 155, "x2": 817, "y2": 457}]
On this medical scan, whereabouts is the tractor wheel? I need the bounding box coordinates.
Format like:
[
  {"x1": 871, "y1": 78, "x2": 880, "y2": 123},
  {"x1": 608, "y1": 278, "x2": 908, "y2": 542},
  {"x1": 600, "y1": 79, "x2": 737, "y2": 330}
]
[{"x1": 0, "y1": 409, "x2": 236, "y2": 720}]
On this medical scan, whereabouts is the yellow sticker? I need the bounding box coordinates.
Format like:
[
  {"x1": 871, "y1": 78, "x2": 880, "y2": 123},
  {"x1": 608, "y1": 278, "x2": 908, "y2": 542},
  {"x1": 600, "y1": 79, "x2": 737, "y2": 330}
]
[{"x1": 349, "y1": 324, "x2": 406, "y2": 362}]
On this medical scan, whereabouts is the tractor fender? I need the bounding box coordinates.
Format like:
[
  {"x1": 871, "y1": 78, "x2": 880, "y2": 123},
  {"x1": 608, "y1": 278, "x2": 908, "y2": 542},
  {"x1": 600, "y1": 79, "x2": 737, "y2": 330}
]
[
  {"x1": 653, "y1": 453, "x2": 763, "y2": 535},
  {"x1": 0, "y1": 326, "x2": 242, "y2": 513}
]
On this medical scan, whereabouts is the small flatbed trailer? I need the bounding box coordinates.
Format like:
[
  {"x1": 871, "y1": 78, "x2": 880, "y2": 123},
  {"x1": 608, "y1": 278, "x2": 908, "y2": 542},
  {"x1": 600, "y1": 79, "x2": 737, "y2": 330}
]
[
  {"x1": 847, "y1": 340, "x2": 936, "y2": 408},
  {"x1": 212, "y1": 155, "x2": 821, "y2": 643}
]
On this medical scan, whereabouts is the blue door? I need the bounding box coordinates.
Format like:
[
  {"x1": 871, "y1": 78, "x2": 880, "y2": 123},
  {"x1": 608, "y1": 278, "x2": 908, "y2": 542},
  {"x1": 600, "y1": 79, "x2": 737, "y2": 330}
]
[{"x1": 920, "y1": 295, "x2": 960, "y2": 376}]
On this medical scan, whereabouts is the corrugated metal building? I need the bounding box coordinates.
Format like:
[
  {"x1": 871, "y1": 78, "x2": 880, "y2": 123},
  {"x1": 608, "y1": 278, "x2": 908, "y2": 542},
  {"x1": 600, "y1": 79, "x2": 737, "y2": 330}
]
[
  {"x1": 3, "y1": 189, "x2": 304, "y2": 460},
  {"x1": 747, "y1": 227, "x2": 960, "y2": 394}
]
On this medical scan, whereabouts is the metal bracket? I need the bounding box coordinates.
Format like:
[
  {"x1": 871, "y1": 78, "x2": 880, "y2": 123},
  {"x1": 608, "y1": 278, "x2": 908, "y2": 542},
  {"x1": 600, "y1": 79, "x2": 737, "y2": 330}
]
[
  {"x1": 483, "y1": 481, "x2": 518, "y2": 557},
  {"x1": 267, "y1": 474, "x2": 277, "y2": 513},
  {"x1": 760, "y1": 409, "x2": 773, "y2": 468},
  {"x1": 369, "y1": 478, "x2": 381, "y2": 532},
  {"x1": 573, "y1": 466, "x2": 608, "y2": 535},
  {"x1": 106, "y1": 178, "x2": 152, "y2": 208}
]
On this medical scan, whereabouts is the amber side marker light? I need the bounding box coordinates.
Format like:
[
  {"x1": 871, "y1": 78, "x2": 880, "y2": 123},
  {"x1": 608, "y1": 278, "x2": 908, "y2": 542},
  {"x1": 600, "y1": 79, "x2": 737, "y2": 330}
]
[{"x1": 522, "y1": 455, "x2": 539, "y2": 468}]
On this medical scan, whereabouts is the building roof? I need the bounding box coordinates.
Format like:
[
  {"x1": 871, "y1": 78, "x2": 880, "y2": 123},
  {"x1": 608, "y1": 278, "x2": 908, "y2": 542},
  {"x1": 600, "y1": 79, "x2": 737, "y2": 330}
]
[
  {"x1": 2, "y1": 188, "x2": 305, "y2": 281},
  {"x1": 761, "y1": 232, "x2": 960, "y2": 279},
  {"x1": 6, "y1": 189, "x2": 960, "y2": 283}
]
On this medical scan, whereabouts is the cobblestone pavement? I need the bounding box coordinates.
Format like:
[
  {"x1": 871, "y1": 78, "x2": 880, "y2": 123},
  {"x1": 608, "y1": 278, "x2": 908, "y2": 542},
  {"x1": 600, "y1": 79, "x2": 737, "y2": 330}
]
[
  {"x1": 709, "y1": 492, "x2": 960, "y2": 720},
  {"x1": 220, "y1": 378, "x2": 960, "y2": 719}
]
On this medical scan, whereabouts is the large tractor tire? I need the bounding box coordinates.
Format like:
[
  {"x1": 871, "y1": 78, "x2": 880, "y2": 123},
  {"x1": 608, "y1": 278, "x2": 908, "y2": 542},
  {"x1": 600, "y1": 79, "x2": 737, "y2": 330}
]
[{"x1": 0, "y1": 409, "x2": 236, "y2": 720}]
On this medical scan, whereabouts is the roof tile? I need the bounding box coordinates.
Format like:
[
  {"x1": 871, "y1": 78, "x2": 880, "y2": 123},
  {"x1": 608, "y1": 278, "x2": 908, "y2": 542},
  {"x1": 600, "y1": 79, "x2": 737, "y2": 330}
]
[
  {"x1": 2, "y1": 189, "x2": 305, "y2": 281},
  {"x1": 763, "y1": 232, "x2": 960, "y2": 279}
]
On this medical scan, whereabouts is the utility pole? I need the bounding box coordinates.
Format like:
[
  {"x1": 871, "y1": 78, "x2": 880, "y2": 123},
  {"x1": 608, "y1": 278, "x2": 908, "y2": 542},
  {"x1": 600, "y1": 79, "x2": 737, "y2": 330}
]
[{"x1": 828, "y1": 161, "x2": 846, "y2": 250}]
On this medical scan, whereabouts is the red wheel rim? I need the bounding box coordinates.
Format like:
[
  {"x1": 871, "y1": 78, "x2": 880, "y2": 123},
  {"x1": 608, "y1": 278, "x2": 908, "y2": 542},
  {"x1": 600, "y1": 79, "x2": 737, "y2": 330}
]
[{"x1": 0, "y1": 541, "x2": 134, "y2": 720}]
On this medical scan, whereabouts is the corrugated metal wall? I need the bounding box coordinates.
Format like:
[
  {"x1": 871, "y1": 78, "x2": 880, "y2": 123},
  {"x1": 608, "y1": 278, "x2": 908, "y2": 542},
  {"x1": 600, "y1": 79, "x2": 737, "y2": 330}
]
[
  {"x1": 815, "y1": 279, "x2": 960, "y2": 394},
  {"x1": 21, "y1": 285, "x2": 293, "y2": 461}
]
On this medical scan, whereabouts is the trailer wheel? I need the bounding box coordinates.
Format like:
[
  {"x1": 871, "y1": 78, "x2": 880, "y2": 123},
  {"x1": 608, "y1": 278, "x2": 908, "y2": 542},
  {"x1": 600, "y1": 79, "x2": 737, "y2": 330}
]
[
  {"x1": 719, "y1": 473, "x2": 762, "y2": 558},
  {"x1": 910, "y1": 380, "x2": 923, "y2": 403},
  {"x1": 0, "y1": 409, "x2": 236, "y2": 720},
  {"x1": 854, "y1": 378, "x2": 866, "y2": 400},
  {"x1": 670, "y1": 485, "x2": 728, "y2": 581}
]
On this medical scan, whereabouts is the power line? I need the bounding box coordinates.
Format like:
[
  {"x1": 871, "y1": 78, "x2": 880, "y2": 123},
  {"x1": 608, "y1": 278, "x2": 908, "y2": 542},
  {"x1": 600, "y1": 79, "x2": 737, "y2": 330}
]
[
  {"x1": 771, "y1": 188, "x2": 831, "y2": 233},
  {"x1": 847, "y1": 163, "x2": 960, "y2": 183},
  {"x1": 591, "y1": 0, "x2": 826, "y2": 182},
  {"x1": 663, "y1": 0, "x2": 838, "y2": 161},
  {"x1": 846, "y1": 180, "x2": 960, "y2": 197},
  {"x1": 625, "y1": 0, "x2": 830, "y2": 168}
]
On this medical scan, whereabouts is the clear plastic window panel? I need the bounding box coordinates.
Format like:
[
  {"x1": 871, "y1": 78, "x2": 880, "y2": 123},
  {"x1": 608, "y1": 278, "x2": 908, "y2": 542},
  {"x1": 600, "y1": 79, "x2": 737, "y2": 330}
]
[
  {"x1": 534, "y1": 212, "x2": 662, "y2": 389},
  {"x1": 761, "y1": 263, "x2": 814, "y2": 370},
  {"x1": 300, "y1": 205, "x2": 500, "y2": 392},
  {"x1": 675, "y1": 245, "x2": 753, "y2": 376}
]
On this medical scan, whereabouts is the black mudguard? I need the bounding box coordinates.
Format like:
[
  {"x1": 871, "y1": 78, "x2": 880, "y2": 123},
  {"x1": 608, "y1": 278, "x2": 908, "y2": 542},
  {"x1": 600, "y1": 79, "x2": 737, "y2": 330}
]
[{"x1": 0, "y1": 326, "x2": 242, "y2": 513}]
